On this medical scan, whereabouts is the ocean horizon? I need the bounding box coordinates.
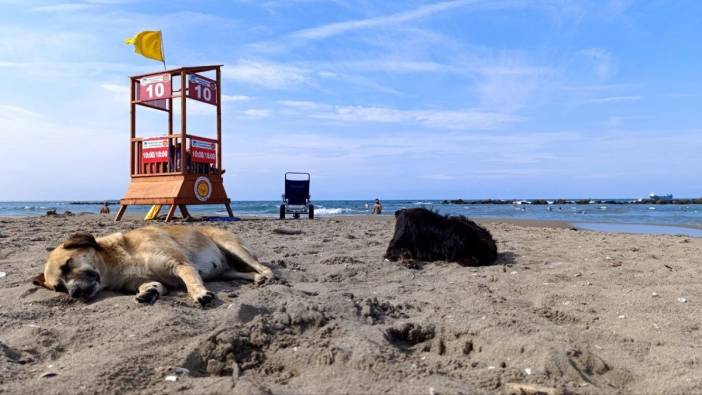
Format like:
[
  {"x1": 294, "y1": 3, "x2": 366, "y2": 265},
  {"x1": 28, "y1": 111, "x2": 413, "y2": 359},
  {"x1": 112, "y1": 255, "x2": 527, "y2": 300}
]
[{"x1": 2, "y1": 199, "x2": 702, "y2": 228}]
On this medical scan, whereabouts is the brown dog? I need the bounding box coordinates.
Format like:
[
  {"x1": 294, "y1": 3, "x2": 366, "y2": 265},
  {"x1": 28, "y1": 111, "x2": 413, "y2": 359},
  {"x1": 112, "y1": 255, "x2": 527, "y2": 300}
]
[{"x1": 33, "y1": 225, "x2": 273, "y2": 306}]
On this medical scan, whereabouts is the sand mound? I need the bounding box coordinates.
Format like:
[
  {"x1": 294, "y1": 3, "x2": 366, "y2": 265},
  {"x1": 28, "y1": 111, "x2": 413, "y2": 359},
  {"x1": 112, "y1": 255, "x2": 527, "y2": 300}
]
[{"x1": 184, "y1": 303, "x2": 330, "y2": 378}]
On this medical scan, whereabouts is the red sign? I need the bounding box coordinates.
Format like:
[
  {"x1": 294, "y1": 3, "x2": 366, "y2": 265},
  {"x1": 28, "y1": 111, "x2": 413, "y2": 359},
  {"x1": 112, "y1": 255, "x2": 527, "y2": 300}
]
[
  {"x1": 140, "y1": 98, "x2": 168, "y2": 111},
  {"x1": 142, "y1": 137, "x2": 169, "y2": 163},
  {"x1": 139, "y1": 73, "x2": 171, "y2": 102},
  {"x1": 190, "y1": 137, "x2": 216, "y2": 164},
  {"x1": 187, "y1": 74, "x2": 217, "y2": 105}
]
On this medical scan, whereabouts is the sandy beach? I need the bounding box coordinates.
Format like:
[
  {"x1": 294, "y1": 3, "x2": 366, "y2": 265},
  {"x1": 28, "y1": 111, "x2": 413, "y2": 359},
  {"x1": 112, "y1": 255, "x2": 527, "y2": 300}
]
[{"x1": 1, "y1": 214, "x2": 701, "y2": 394}]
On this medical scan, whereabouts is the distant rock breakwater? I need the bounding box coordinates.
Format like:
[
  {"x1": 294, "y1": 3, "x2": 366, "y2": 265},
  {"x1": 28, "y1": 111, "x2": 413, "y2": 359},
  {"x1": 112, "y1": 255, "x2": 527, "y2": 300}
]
[{"x1": 443, "y1": 198, "x2": 702, "y2": 205}]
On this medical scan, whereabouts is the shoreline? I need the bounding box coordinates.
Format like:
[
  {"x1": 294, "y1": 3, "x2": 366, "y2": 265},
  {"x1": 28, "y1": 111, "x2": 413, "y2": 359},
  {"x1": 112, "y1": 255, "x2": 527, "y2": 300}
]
[
  {"x1": 3, "y1": 213, "x2": 701, "y2": 237},
  {"x1": 4, "y1": 198, "x2": 702, "y2": 205},
  {"x1": 3, "y1": 201, "x2": 702, "y2": 236}
]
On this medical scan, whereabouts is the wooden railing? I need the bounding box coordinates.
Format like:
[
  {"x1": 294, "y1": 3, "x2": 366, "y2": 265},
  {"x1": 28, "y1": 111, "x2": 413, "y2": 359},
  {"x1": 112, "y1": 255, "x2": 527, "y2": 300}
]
[{"x1": 131, "y1": 134, "x2": 220, "y2": 177}]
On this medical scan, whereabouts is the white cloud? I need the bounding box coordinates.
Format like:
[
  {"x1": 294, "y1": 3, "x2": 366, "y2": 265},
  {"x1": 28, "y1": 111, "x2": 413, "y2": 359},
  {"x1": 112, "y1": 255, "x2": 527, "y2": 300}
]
[
  {"x1": 465, "y1": 55, "x2": 553, "y2": 109},
  {"x1": 186, "y1": 100, "x2": 217, "y2": 116},
  {"x1": 276, "y1": 98, "x2": 522, "y2": 129},
  {"x1": 31, "y1": 3, "x2": 97, "y2": 12},
  {"x1": 221, "y1": 59, "x2": 412, "y2": 93},
  {"x1": 228, "y1": 129, "x2": 580, "y2": 188},
  {"x1": 241, "y1": 109, "x2": 271, "y2": 118},
  {"x1": 0, "y1": 60, "x2": 141, "y2": 80},
  {"x1": 604, "y1": 115, "x2": 648, "y2": 129},
  {"x1": 421, "y1": 174, "x2": 458, "y2": 181},
  {"x1": 578, "y1": 48, "x2": 617, "y2": 80},
  {"x1": 584, "y1": 95, "x2": 642, "y2": 104},
  {"x1": 308, "y1": 54, "x2": 551, "y2": 109},
  {"x1": 0, "y1": 104, "x2": 42, "y2": 120},
  {"x1": 413, "y1": 109, "x2": 521, "y2": 129},
  {"x1": 473, "y1": 168, "x2": 548, "y2": 178},
  {"x1": 0, "y1": 102, "x2": 124, "y2": 200},
  {"x1": 99, "y1": 83, "x2": 130, "y2": 104},
  {"x1": 222, "y1": 95, "x2": 253, "y2": 102},
  {"x1": 100, "y1": 83, "x2": 129, "y2": 94},
  {"x1": 607, "y1": 0, "x2": 634, "y2": 13},
  {"x1": 296, "y1": 103, "x2": 520, "y2": 129},
  {"x1": 318, "y1": 70, "x2": 337, "y2": 78},
  {"x1": 323, "y1": 106, "x2": 408, "y2": 123},
  {"x1": 333, "y1": 60, "x2": 462, "y2": 73},
  {"x1": 278, "y1": 100, "x2": 322, "y2": 110},
  {"x1": 291, "y1": 0, "x2": 481, "y2": 40},
  {"x1": 223, "y1": 60, "x2": 307, "y2": 89}
]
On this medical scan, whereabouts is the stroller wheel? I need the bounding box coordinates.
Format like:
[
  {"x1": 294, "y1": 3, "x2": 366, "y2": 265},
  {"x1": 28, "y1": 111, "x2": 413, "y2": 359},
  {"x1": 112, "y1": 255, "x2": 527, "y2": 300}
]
[
  {"x1": 279, "y1": 205, "x2": 285, "y2": 220},
  {"x1": 308, "y1": 205, "x2": 314, "y2": 219}
]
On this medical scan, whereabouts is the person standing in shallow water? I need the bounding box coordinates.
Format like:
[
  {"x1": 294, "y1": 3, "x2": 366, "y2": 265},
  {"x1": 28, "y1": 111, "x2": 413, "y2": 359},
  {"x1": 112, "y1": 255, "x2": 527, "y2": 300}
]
[{"x1": 372, "y1": 199, "x2": 382, "y2": 215}]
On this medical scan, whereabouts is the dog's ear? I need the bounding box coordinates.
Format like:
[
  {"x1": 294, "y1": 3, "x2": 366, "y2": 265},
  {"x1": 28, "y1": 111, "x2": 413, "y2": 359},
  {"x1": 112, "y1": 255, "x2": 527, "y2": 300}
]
[
  {"x1": 63, "y1": 232, "x2": 101, "y2": 250},
  {"x1": 32, "y1": 273, "x2": 48, "y2": 288},
  {"x1": 394, "y1": 209, "x2": 402, "y2": 218}
]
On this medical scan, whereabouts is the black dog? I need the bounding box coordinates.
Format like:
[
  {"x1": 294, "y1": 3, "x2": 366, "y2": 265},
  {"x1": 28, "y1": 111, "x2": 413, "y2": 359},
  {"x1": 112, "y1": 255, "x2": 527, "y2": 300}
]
[{"x1": 384, "y1": 208, "x2": 497, "y2": 267}]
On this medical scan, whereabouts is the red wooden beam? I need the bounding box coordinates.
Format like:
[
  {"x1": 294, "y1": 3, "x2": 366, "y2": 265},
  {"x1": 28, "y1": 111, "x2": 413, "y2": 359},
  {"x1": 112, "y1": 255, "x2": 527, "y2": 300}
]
[
  {"x1": 216, "y1": 66, "x2": 222, "y2": 172},
  {"x1": 180, "y1": 70, "x2": 187, "y2": 175}
]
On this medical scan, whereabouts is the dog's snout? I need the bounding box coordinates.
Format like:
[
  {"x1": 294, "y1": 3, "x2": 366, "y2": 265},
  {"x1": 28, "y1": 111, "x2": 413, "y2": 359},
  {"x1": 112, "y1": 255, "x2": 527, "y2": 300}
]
[
  {"x1": 68, "y1": 283, "x2": 96, "y2": 300},
  {"x1": 85, "y1": 270, "x2": 100, "y2": 282},
  {"x1": 66, "y1": 270, "x2": 100, "y2": 300},
  {"x1": 69, "y1": 287, "x2": 82, "y2": 298}
]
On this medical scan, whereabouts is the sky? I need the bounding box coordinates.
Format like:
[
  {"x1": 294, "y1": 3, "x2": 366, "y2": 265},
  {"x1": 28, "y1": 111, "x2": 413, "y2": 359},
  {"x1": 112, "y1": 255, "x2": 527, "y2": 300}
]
[{"x1": 0, "y1": 0, "x2": 701, "y2": 201}]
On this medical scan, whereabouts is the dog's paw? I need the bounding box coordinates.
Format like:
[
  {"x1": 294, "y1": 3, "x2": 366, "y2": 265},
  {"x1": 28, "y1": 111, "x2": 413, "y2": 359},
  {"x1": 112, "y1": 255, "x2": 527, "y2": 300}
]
[
  {"x1": 254, "y1": 273, "x2": 270, "y2": 285},
  {"x1": 196, "y1": 291, "x2": 215, "y2": 306},
  {"x1": 254, "y1": 269, "x2": 275, "y2": 286},
  {"x1": 135, "y1": 288, "x2": 160, "y2": 304},
  {"x1": 399, "y1": 258, "x2": 418, "y2": 269}
]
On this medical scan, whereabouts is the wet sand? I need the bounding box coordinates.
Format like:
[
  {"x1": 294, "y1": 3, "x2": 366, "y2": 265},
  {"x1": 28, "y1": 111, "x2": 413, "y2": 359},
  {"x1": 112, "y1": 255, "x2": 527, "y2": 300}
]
[
  {"x1": 575, "y1": 222, "x2": 702, "y2": 237},
  {"x1": 1, "y1": 214, "x2": 701, "y2": 394}
]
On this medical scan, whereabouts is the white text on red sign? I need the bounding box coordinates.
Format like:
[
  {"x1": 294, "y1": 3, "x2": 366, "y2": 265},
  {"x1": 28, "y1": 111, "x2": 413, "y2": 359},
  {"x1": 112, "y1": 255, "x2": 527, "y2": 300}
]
[
  {"x1": 139, "y1": 73, "x2": 172, "y2": 101},
  {"x1": 187, "y1": 74, "x2": 217, "y2": 105}
]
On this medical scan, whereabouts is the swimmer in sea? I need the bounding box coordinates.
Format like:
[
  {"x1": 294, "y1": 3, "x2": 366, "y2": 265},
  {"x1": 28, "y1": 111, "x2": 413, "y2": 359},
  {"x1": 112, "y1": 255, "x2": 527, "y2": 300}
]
[{"x1": 371, "y1": 199, "x2": 382, "y2": 215}]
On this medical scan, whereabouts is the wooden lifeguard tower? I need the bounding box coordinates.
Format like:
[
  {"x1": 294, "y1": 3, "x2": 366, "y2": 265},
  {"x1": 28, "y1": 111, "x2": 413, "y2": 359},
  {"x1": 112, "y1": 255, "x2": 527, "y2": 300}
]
[{"x1": 114, "y1": 65, "x2": 233, "y2": 222}]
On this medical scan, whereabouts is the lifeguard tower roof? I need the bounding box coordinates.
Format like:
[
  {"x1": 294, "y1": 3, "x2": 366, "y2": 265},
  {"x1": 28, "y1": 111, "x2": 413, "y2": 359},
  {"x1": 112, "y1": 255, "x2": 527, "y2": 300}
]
[{"x1": 129, "y1": 65, "x2": 223, "y2": 79}]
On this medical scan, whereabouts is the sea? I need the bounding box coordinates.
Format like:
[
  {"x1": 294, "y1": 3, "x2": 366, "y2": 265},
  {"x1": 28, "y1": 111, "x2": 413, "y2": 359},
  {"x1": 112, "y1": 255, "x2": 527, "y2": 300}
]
[{"x1": 2, "y1": 200, "x2": 702, "y2": 228}]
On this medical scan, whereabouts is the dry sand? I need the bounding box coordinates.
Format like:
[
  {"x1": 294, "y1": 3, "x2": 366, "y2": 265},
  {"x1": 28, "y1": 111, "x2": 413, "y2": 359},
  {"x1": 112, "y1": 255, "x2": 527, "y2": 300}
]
[{"x1": 1, "y1": 214, "x2": 701, "y2": 394}]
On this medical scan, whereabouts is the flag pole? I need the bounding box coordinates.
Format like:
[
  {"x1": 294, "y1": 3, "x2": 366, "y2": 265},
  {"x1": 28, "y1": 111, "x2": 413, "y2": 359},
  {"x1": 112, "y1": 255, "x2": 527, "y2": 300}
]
[{"x1": 160, "y1": 30, "x2": 166, "y2": 71}]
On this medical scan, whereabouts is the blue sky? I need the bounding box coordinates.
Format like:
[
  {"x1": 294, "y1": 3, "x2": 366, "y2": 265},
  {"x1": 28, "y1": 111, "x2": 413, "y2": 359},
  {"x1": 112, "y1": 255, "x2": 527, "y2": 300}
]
[{"x1": 1, "y1": 0, "x2": 700, "y2": 200}]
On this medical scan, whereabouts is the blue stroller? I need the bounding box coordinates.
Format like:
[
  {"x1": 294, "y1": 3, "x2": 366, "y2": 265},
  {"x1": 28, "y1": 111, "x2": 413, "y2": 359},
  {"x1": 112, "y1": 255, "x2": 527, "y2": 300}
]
[{"x1": 280, "y1": 172, "x2": 314, "y2": 219}]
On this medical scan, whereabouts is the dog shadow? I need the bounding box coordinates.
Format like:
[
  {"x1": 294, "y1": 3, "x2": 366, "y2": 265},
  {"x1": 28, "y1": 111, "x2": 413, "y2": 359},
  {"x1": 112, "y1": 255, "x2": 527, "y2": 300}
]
[
  {"x1": 29, "y1": 289, "x2": 125, "y2": 306},
  {"x1": 495, "y1": 251, "x2": 519, "y2": 266},
  {"x1": 29, "y1": 285, "x2": 240, "y2": 309},
  {"x1": 394, "y1": 250, "x2": 519, "y2": 270}
]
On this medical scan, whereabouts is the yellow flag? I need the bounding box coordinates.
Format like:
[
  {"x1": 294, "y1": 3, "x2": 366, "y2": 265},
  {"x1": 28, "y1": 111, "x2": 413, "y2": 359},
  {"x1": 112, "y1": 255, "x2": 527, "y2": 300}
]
[{"x1": 124, "y1": 30, "x2": 164, "y2": 62}]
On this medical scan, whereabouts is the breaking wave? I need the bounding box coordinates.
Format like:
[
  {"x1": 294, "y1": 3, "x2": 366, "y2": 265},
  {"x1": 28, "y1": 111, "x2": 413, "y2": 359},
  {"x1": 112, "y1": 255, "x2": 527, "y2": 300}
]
[{"x1": 314, "y1": 207, "x2": 355, "y2": 215}]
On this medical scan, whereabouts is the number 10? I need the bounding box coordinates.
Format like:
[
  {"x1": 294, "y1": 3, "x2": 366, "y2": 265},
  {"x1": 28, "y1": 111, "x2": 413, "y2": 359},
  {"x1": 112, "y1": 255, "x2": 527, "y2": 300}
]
[
  {"x1": 193, "y1": 84, "x2": 212, "y2": 102},
  {"x1": 145, "y1": 82, "x2": 165, "y2": 98}
]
